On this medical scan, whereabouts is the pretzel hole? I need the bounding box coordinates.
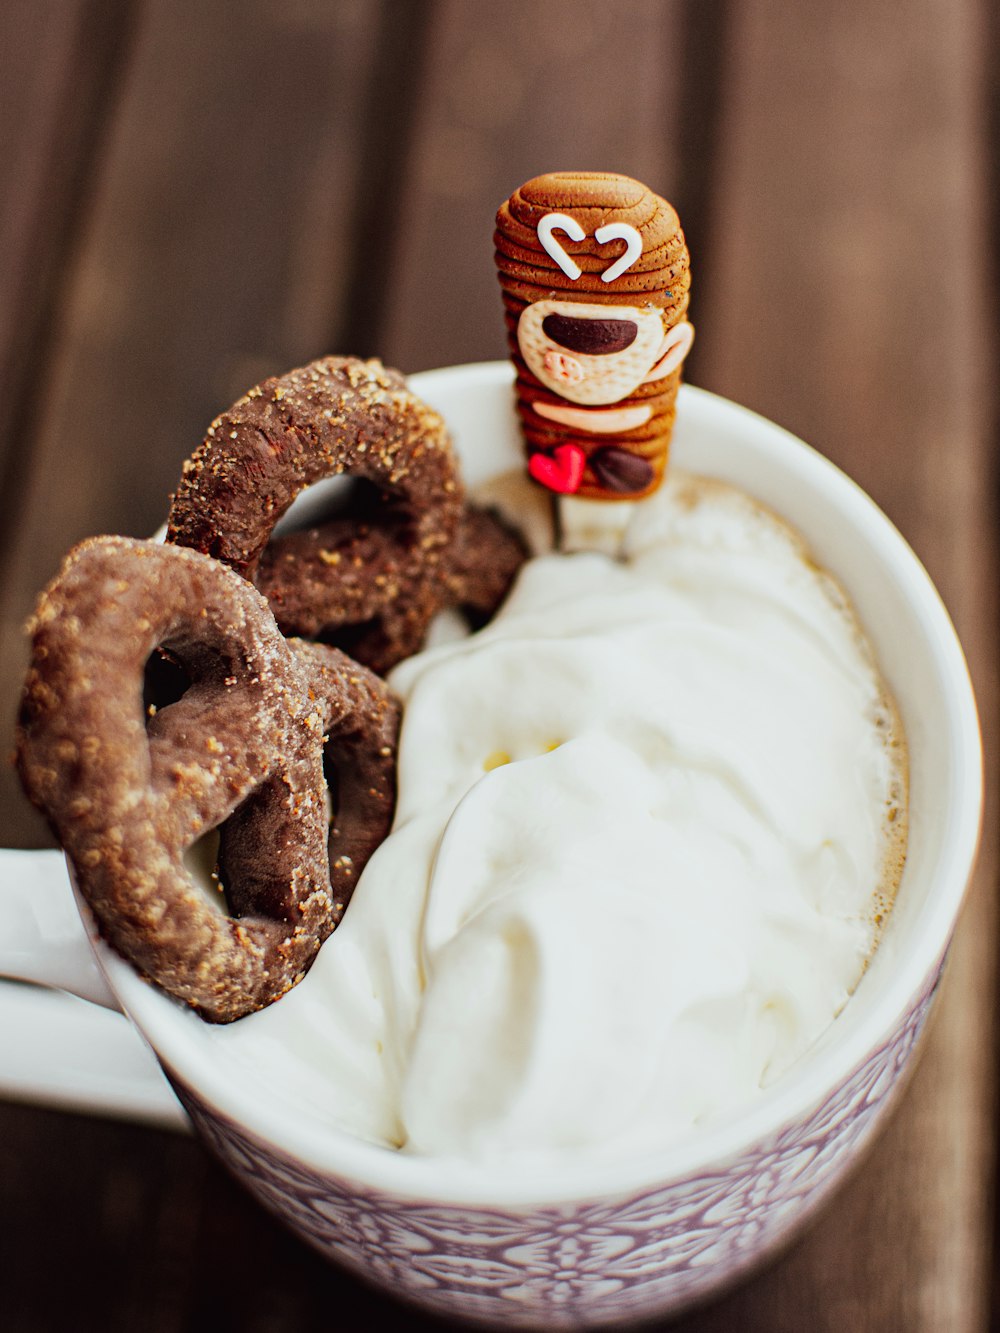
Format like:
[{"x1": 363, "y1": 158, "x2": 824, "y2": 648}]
[
  {"x1": 322, "y1": 746, "x2": 339, "y2": 825},
  {"x1": 275, "y1": 476, "x2": 410, "y2": 538},
  {"x1": 458, "y1": 603, "x2": 496, "y2": 634},
  {"x1": 183, "y1": 773, "x2": 293, "y2": 920},
  {"x1": 322, "y1": 739, "x2": 358, "y2": 923},
  {"x1": 215, "y1": 777, "x2": 309, "y2": 923},
  {"x1": 181, "y1": 827, "x2": 230, "y2": 913},
  {"x1": 144, "y1": 637, "x2": 256, "y2": 734},
  {"x1": 143, "y1": 647, "x2": 193, "y2": 725}
]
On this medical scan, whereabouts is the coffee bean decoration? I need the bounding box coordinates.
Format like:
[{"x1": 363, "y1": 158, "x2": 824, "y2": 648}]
[{"x1": 589, "y1": 446, "x2": 655, "y2": 495}]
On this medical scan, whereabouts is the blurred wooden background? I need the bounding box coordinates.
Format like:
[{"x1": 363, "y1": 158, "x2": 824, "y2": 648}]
[{"x1": 1, "y1": 0, "x2": 997, "y2": 1328}]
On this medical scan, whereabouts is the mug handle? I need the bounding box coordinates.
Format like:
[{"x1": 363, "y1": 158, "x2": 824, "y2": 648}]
[
  {"x1": 0, "y1": 847, "x2": 117, "y2": 1007},
  {"x1": 0, "y1": 847, "x2": 186, "y2": 1127}
]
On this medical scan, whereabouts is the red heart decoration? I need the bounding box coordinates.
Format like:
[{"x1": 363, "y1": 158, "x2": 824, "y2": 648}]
[{"x1": 528, "y1": 443, "x2": 586, "y2": 495}]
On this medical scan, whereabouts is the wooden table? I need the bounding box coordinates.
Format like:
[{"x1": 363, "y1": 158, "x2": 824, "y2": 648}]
[{"x1": 2, "y1": 2, "x2": 996, "y2": 1328}]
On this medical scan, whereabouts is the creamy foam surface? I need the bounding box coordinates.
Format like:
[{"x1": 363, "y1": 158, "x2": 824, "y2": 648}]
[{"x1": 211, "y1": 472, "x2": 907, "y2": 1166}]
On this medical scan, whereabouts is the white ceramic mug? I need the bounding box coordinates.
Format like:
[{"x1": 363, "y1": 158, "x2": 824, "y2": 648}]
[{"x1": 0, "y1": 362, "x2": 982, "y2": 1328}]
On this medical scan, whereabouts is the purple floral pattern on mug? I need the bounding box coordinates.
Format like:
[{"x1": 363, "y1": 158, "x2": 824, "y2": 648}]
[{"x1": 174, "y1": 964, "x2": 941, "y2": 1329}]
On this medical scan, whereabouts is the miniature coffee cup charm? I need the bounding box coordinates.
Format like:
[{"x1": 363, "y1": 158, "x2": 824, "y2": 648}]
[{"x1": 494, "y1": 172, "x2": 693, "y2": 548}]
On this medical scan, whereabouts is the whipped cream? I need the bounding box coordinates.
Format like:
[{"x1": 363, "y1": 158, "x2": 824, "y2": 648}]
[{"x1": 213, "y1": 472, "x2": 906, "y2": 1165}]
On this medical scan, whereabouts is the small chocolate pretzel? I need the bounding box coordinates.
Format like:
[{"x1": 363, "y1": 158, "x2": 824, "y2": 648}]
[
  {"x1": 167, "y1": 356, "x2": 526, "y2": 674},
  {"x1": 16, "y1": 537, "x2": 399, "y2": 1023}
]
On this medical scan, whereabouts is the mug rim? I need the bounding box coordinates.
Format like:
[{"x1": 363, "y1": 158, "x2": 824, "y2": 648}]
[{"x1": 96, "y1": 362, "x2": 983, "y2": 1207}]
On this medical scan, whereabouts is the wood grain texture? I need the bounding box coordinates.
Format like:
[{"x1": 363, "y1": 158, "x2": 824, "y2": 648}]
[
  {"x1": 378, "y1": 0, "x2": 689, "y2": 374},
  {"x1": 0, "y1": 0, "x2": 136, "y2": 534},
  {"x1": 681, "y1": 1, "x2": 997, "y2": 1329},
  {"x1": 0, "y1": 1101, "x2": 444, "y2": 1333}
]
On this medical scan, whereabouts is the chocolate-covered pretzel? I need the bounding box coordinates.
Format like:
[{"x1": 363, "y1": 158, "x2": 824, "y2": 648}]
[
  {"x1": 16, "y1": 537, "x2": 400, "y2": 1023},
  {"x1": 167, "y1": 355, "x2": 526, "y2": 674}
]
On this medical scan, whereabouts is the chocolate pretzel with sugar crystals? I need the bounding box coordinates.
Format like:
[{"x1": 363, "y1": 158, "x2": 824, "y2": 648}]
[
  {"x1": 16, "y1": 536, "x2": 400, "y2": 1024},
  {"x1": 167, "y1": 355, "x2": 526, "y2": 674}
]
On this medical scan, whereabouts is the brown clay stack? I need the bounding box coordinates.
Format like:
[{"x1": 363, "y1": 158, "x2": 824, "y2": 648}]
[{"x1": 494, "y1": 171, "x2": 693, "y2": 501}]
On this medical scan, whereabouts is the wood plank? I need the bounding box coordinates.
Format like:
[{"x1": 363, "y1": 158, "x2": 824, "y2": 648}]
[
  {"x1": 1, "y1": 1103, "x2": 208, "y2": 1332},
  {"x1": 0, "y1": 1099, "x2": 445, "y2": 1332},
  {"x1": 378, "y1": 0, "x2": 690, "y2": 375},
  {"x1": 679, "y1": 1, "x2": 997, "y2": 1329},
  {"x1": 0, "y1": 0, "x2": 385, "y2": 847},
  {"x1": 0, "y1": 0, "x2": 136, "y2": 531}
]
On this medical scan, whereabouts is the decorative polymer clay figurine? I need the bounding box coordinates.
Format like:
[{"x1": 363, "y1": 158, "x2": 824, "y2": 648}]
[{"x1": 494, "y1": 171, "x2": 693, "y2": 547}]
